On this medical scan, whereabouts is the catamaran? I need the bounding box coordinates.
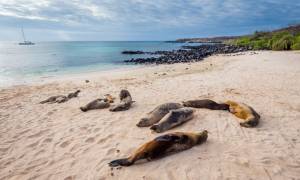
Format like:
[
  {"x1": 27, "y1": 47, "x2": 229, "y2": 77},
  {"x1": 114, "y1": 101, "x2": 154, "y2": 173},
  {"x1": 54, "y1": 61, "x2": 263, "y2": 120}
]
[{"x1": 19, "y1": 27, "x2": 35, "y2": 45}]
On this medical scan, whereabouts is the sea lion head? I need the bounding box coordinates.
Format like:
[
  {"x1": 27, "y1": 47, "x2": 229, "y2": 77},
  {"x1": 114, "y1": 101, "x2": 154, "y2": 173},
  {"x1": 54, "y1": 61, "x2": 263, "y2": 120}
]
[
  {"x1": 194, "y1": 130, "x2": 208, "y2": 144},
  {"x1": 119, "y1": 89, "x2": 131, "y2": 101},
  {"x1": 136, "y1": 118, "x2": 151, "y2": 127}
]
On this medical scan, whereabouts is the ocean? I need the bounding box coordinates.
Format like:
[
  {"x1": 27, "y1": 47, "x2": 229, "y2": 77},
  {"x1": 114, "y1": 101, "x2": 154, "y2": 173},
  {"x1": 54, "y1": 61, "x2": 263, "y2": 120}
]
[{"x1": 0, "y1": 41, "x2": 195, "y2": 87}]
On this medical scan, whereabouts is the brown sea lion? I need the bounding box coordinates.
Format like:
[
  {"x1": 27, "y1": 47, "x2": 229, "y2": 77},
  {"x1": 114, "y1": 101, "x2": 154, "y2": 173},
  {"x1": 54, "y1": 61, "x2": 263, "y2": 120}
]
[
  {"x1": 150, "y1": 108, "x2": 194, "y2": 133},
  {"x1": 182, "y1": 99, "x2": 229, "y2": 110},
  {"x1": 80, "y1": 99, "x2": 110, "y2": 112},
  {"x1": 225, "y1": 100, "x2": 260, "y2": 127},
  {"x1": 109, "y1": 90, "x2": 134, "y2": 112},
  {"x1": 137, "y1": 103, "x2": 184, "y2": 127},
  {"x1": 109, "y1": 130, "x2": 208, "y2": 167}
]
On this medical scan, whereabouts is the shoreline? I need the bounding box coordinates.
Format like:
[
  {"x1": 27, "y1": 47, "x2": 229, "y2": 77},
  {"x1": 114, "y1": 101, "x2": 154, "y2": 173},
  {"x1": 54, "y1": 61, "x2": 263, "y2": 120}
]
[
  {"x1": 0, "y1": 50, "x2": 253, "y2": 89},
  {"x1": 1, "y1": 51, "x2": 300, "y2": 179}
]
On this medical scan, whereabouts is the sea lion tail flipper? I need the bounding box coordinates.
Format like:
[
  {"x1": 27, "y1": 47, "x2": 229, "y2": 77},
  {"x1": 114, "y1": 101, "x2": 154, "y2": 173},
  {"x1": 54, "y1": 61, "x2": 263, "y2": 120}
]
[
  {"x1": 40, "y1": 100, "x2": 47, "y2": 104},
  {"x1": 150, "y1": 124, "x2": 160, "y2": 132},
  {"x1": 109, "y1": 158, "x2": 133, "y2": 167},
  {"x1": 80, "y1": 107, "x2": 87, "y2": 112},
  {"x1": 240, "y1": 120, "x2": 258, "y2": 128}
]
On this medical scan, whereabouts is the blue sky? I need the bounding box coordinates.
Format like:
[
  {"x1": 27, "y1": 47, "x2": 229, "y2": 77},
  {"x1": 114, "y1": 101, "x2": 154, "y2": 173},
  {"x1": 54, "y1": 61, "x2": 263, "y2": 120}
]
[{"x1": 0, "y1": 0, "x2": 299, "y2": 41}]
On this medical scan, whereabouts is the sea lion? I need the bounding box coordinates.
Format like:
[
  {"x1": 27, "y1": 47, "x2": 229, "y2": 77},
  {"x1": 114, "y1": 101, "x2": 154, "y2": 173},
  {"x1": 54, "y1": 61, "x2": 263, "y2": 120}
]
[
  {"x1": 137, "y1": 103, "x2": 183, "y2": 127},
  {"x1": 80, "y1": 99, "x2": 110, "y2": 112},
  {"x1": 40, "y1": 95, "x2": 68, "y2": 104},
  {"x1": 225, "y1": 100, "x2": 260, "y2": 128},
  {"x1": 150, "y1": 108, "x2": 194, "y2": 133},
  {"x1": 182, "y1": 99, "x2": 229, "y2": 110},
  {"x1": 40, "y1": 90, "x2": 81, "y2": 104},
  {"x1": 67, "y1": 90, "x2": 81, "y2": 99},
  {"x1": 109, "y1": 90, "x2": 134, "y2": 112},
  {"x1": 109, "y1": 130, "x2": 208, "y2": 167}
]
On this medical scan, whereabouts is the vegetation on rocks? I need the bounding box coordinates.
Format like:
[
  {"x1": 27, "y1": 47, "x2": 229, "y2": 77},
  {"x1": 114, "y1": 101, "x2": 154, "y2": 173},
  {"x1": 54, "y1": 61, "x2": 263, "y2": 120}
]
[{"x1": 232, "y1": 27, "x2": 300, "y2": 51}]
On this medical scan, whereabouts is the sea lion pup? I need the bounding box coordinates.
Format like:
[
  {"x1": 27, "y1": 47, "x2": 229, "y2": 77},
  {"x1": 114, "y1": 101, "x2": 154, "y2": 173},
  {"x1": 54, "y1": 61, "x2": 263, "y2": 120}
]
[
  {"x1": 109, "y1": 89, "x2": 133, "y2": 112},
  {"x1": 80, "y1": 94, "x2": 115, "y2": 112},
  {"x1": 40, "y1": 95, "x2": 68, "y2": 104},
  {"x1": 67, "y1": 90, "x2": 81, "y2": 99},
  {"x1": 150, "y1": 108, "x2": 194, "y2": 133},
  {"x1": 109, "y1": 130, "x2": 208, "y2": 167},
  {"x1": 225, "y1": 100, "x2": 260, "y2": 128},
  {"x1": 182, "y1": 99, "x2": 229, "y2": 111},
  {"x1": 137, "y1": 103, "x2": 183, "y2": 127}
]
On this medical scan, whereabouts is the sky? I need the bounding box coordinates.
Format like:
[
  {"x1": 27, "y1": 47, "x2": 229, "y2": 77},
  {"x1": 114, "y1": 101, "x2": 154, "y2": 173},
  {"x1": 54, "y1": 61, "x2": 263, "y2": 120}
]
[{"x1": 0, "y1": 0, "x2": 299, "y2": 41}]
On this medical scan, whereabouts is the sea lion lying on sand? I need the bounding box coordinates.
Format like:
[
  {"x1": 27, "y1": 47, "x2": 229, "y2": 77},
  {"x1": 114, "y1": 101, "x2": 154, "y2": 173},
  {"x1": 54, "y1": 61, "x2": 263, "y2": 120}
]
[
  {"x1": 109, "y1": 130, "x2": 208, "y2": 167},
  {"x1": 40, "y1": 90, "x2": 81, "y2": 104},
  {"x1": 150, "y1": 108, "x2": 194, "y2": 133},
  {"x1": 109, "y1": 90, "x2": 134, "y2": 112},
  {"x1": 182, "y1": 99, "x2": 229, "y2": 110},
  {"x1": 80, "y1": 94, "x2": 114, "y2": 112},
  {"x1": 137, "y1": 103, "x2": 183, "y2": 127},
  {"x1": 225, "y1": 100, "x2": 260, "y2": 128}
]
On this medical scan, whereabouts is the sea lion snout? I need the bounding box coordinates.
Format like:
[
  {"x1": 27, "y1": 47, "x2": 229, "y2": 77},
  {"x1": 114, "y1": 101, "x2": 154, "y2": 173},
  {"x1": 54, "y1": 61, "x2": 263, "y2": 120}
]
[{"x1": 136, "y1": 118, "x2": 150, "y2": 127}]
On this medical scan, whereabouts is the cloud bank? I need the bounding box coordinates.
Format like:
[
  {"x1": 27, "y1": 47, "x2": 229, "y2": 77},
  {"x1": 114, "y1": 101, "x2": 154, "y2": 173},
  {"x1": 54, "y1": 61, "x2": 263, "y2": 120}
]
[{"x1": 0, "y1": 0, "x2": 299, "y2": 41}]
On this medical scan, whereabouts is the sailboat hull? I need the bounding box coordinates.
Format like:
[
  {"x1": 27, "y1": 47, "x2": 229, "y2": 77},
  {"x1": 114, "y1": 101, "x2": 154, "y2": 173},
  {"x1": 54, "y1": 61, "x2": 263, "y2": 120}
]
[{"x1": 19, "y1": 42, "x2": 35, "y2": 45}]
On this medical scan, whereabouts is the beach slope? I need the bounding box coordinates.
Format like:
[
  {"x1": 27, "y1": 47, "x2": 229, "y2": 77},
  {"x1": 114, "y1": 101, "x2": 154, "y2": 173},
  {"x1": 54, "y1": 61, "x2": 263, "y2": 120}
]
[{"x1": 0, "y1": 51, "x2": 300, "y2": 180}]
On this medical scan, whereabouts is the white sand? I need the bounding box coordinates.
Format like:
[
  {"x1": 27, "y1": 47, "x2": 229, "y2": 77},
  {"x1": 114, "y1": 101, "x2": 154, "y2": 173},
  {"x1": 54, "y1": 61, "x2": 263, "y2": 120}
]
[{"x1": 0, "y1": 51, "x2": 300, "y2": 180}]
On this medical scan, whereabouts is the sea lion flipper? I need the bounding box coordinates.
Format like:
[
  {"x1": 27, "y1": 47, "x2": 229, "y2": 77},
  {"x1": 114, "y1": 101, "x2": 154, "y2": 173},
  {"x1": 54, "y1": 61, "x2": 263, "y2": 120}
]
[{"x1": 109, "y1": 158, "x2": 133, "y2": 167}]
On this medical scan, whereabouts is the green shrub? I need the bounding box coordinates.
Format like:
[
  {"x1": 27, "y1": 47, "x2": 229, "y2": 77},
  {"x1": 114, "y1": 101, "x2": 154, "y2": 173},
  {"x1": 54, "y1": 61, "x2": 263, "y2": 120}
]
[
  {"x1": 271, "y1": 34, "x2": 294, "y2": 50},
  {"x1": 231, "y1": 29, "x2": 300, "y2": 51},
  {"x1": 291, "y1": 43, "x2": 300, "y2": 50}
]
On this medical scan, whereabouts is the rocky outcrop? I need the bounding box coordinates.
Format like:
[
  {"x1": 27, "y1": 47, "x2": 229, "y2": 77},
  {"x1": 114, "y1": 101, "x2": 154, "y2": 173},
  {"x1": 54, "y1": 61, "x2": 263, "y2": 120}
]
[{"x1": 124, "y1": 44, "x2": 252, "y2": 64}]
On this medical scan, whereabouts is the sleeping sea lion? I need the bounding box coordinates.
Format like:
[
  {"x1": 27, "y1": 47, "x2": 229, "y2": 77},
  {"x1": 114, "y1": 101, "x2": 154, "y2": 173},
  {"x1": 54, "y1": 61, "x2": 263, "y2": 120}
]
[
  {"x1": 80, "y1": 99, "x2": 110, "y2": 112},
  {"x1": 80, "y1": 94, "x2": 115, "y2": 112},
  {"x1": 225, "y1": 100, "x2": 260, "y2": 127},
  {"x1": 137, "y1": 103, "x2": 183, "y2": 127},
  {"x1": 150, "y1": 108, "x2": 194, "y2": 133},
  {"x1": 109, "y1": 130, "x2": 208, "y2": 167},
  {"x1": 182, "y1": 99, "x2": 229, "y2": 110},
  {"x1": 40, "y1": 95, "x2": 68, "y2": 104},
  {"x1": 109, "y1": 90, "x2": 134, "y2": 112},
  {"x1": 40, "y1": 90, "x2": 81, "y2": 104}
]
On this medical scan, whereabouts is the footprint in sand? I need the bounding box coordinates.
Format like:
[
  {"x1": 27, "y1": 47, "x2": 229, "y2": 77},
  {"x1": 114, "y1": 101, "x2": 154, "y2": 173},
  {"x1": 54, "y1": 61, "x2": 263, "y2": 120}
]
[
  {"x1": 97, "y1": 134, "x2": 114, "y2": 144},
  {"x1": 106, "y1": 148, "x2": 116, "y2": 155},
  {"x1": 43, "y1": 138, "x2": 52, "y2": 143},
  {"x1": 60, "y1": 141, "x2": 71, "y2": 148},
  {"x1": 64, "y1": 175, "x2": 76, "y2": 180},
  {"x1": 85, "y1": 137, "x2": 95, "y2": 143},
  {"x1": 27, "y1": 130, "x2": 49, "y2": 138},
  {"x1": 27, "y1": 140, "x2": 40, "y2": 148}
]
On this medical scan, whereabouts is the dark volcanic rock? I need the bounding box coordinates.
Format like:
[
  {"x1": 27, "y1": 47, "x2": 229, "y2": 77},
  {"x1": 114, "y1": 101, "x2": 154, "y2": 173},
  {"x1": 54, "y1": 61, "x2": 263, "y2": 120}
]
[
  {"x1": 124, "y1": 44, "x2": 251, "y2": 64},
  {"x1": 122, "y1": 50, "x2": 146, "y2": 54}
]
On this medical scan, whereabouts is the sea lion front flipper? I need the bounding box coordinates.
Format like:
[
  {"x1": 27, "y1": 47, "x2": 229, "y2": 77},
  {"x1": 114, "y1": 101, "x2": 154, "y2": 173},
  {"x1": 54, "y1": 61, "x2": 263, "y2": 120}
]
[{"x1": 109, "y1": 158, "x2": 133, "y2": 167}]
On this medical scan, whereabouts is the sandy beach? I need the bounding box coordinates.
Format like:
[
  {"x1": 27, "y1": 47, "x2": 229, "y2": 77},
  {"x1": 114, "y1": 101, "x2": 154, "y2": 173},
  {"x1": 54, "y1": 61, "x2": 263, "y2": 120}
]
[{"x1": 1, "y1": 51, "x2": 300, "y2": 180}]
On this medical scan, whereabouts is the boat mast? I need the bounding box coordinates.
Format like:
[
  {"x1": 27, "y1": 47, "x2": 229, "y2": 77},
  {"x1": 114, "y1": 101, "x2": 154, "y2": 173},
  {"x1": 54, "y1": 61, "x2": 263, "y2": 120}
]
[{"x1": 21, "y1": 27, "x2": 26, "y2": 42}]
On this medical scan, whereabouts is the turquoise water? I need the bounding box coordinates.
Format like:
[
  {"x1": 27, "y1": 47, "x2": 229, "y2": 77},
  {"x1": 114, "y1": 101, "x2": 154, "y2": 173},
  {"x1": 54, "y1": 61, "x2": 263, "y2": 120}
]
[{"x1": 0, "y1": 41, "x2": 192, "y2": 86}]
